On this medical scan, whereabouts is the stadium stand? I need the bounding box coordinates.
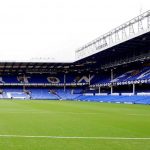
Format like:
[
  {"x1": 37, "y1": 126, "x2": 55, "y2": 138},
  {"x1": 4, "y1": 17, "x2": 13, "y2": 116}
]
[
  {"x1": 0, "y1": 10, "x2": 150, "y2": 104},
  {"x1": 0, "y1": 64, "x2": 149, "y2": 104}
]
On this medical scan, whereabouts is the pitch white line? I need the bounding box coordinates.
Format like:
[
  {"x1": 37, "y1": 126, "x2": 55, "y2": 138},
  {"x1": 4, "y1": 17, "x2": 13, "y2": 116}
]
[
  {"x1": 128, "y1": 114, "x2": 150, "y2": 116},
  {"x1": 0, "y1": 111, "x2": 105, "y2": 115},
  {"x1": 0, "y1": 135, "x2": 150, "y2": 140},
  {"x1": 0, "y1": 110, "x2": 149, "y2": 116}
]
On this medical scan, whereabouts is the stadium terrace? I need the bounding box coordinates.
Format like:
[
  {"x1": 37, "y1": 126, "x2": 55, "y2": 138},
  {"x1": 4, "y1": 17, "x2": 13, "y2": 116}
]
[{"x1": 0, "y1": 10, "x2": 150, "y2": 104}]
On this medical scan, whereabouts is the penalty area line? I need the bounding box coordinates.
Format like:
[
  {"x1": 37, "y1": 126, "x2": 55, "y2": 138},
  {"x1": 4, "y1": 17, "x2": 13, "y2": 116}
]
[{"x1": 0, "y1": 135, "x2": 149, "y2": 140}]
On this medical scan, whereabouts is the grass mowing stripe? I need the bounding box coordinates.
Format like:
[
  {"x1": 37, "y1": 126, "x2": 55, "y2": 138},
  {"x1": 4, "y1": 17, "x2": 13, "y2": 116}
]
[{"x1": 0, "y1": 135, "x2": 150, "y2": 140}]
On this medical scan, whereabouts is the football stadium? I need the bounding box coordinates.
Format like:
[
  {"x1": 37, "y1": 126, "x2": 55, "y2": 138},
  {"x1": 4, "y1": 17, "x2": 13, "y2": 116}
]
[{"x1": 0, "y1": 9, "x2": 150, "y2": 150}]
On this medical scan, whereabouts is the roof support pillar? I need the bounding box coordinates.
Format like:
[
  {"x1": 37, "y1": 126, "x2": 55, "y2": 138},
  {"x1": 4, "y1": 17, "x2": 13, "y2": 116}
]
[
  {"x1": 111, "y1": 85, "x2": 113, "y2": 95},
  {"x1": 111, "y1": 69, "x2": 114, "y2": 81},
  {"x1": 99, "y1": 86, "x2": 101, "y2": 94},
  {"x1": 64, "y1": 74, "x2": 66, "y2": 92},
  {"x1": 89, "y1": 74, "x2": 91, "y2": 86},
  {"x1": 133, "y1": 84, "x2": 135, "y2": 95}
]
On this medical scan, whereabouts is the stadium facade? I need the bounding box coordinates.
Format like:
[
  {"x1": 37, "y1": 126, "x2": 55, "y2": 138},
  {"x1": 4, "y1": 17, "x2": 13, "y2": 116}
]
[{"x1": 0, "y1": 10, "x2": 150, "y2": 104}]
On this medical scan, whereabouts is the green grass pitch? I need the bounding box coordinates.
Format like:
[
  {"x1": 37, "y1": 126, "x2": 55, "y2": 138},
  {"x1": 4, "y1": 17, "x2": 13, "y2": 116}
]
[{"x1": 0, "y1": 100, "x2": 150, "y2": 150}]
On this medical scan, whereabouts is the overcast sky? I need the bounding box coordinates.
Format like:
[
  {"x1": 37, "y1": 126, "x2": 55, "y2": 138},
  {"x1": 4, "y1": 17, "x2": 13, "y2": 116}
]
[{"x1": 0, "y1": 0, "x2": 149, "y2": 62}]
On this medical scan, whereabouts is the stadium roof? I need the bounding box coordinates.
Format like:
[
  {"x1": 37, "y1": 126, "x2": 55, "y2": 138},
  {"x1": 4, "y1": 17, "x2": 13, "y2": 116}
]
[
  {"x1": 0, "y1": 62, "x2": 72, "y2": 74},
  {"x1": 75, "y1": 30, "x2": 150, "y2": 70}
]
